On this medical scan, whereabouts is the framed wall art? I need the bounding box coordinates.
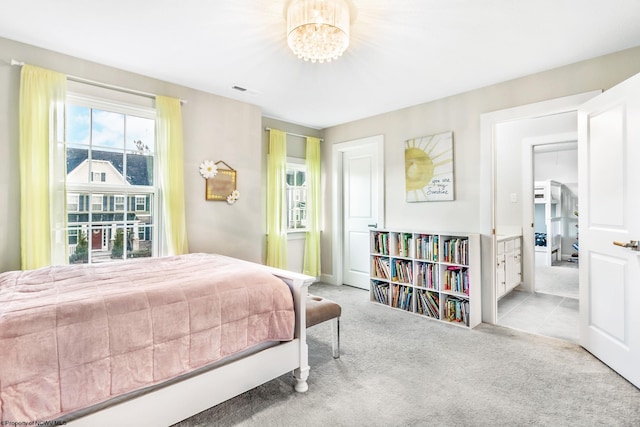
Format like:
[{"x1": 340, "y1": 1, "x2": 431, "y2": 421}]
[
  {"x1": 405, "y1": 131, "x2": 454, "y2": 202},
  {"x1": 205, "y1": 161, "x2": 238, "y2": 203}
]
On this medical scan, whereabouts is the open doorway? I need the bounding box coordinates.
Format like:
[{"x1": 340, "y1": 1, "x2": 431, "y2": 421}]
[
  {"x1": 532, "y1": 143, "x2": 579, "y2": 299},
  {"x1": 511, "y1": 142, "x2": 580, "y2": 342},
  {"x1": 494, "y1": 116, "x2": 581, "y2": 343}
]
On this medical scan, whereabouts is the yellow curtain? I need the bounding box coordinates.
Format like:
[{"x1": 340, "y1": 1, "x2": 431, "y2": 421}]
[
  {"x1": 156, "y1": 95, "x2": 189, "y2": 255},
  {"x1": 303, "y1": 137, "x2": 321, "y2": 277},
  {"x1": 19, "y1": 64, "x2": 67, "y2": 269},
  {"x1": 266, "y1": 129, "x2": 287, "y2": 268}
]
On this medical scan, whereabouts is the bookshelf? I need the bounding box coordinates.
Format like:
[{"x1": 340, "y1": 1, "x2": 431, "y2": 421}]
[{"x1": 370, "y1": 229, "x2": 481, "y2": 328}]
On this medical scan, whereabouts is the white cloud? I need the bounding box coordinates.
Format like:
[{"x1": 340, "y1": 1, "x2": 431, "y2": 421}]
[
  {"x1": 126, "y1": 116, "x2": 155, "y2": 152},
  {"x1": 92, "y1": 110, "x2": 124, "y2": 149}
]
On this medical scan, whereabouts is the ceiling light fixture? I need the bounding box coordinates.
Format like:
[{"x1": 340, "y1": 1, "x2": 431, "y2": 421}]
[{"x1": 286, "y1": 0, "x2": 350, "y2": 63}]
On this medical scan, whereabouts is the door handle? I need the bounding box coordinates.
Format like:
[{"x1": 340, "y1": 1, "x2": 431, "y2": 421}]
[
  {"x1": 368, "y1": 224, "x2": 378, "y2": 228},
  {"x1": 613, "y1": 240, "x2": 639, "y2": 251}
]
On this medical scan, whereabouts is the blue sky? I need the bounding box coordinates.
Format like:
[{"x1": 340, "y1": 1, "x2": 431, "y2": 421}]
[{"x1": 66, "y1": 104, "x2": 155, "y2": 153}]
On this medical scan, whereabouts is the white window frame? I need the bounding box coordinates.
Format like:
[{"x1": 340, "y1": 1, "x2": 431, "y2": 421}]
[
  {"x1": 135, "y1": 195, "x2": 147, "y2": 212},
  {"x1": 286, "y1": 158, "x2": 308, "y2": 232},
  {"x1": 114, "y1": 194, "x2": 125, "y2": 211},
  {"x1": 68, "y1": 227, "x2": 79, "y2": 244},
  {"x1": 91, "y1": 171, "x2": 106, "y2": 182},
  {"x1": 66, "y1": 92, "x2": 158, "y2": 263},
  {"x1": 92, "y1": 194, "x2": 104, "y2": 212},
  {"x1": 67, "y1": 193, "x2": 79, "y2": 212}
]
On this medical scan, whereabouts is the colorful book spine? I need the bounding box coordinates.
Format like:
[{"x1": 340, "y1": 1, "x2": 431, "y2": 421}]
[
  {"x1": 373, "y1": 256, "x2": 391, "y2": 279},
  {"x1": 444, "y1": 297, "x2": 469, "y2": 326},
  {"x1": 372, "y1": 281, "x2": 389, "y2": 305}
]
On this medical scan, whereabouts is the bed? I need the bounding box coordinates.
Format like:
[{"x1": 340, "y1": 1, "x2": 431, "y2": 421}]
[
  {"x1": 534, "y1": 230, "x2": 561, "y2": 265},
  {"x1": 534, "y1": 180, "x2": 563, "y2": 266},
  {"x1": 0, "y1": 253, "x2": 313, "y2": 426}
]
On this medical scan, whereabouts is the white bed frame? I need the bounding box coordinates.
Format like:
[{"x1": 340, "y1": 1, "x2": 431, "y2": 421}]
[
  {"x1": 534, "y1": 180, "x2": 563, "y2": 266},
  {"x1": 67, "y1": 258, "x2": 314, "y2": 427}
]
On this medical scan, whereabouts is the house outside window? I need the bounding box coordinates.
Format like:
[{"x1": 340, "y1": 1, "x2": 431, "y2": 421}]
[
  {"x1": 66, "y1": 93, "x2": 156, "y2": 264},
  {"x1": 286, "y1": 159, "x2": 307, "y2": 231}
]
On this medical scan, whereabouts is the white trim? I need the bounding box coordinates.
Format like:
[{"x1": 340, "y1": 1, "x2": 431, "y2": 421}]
[
  {"x1": 521, "y1": 132, "x2": 577, "y2": 293},
  {"x1": 287, "y1": 231, "x2": 307, "y2": 240},
  {"x1": 67, "y1": 193, "x2": 80, "y2": 212},
  {"x1": 91, "y1": 194, "x2": 104, "y2": 212},
  {"x1": 65, "y1": 91, "x2": 159, "y2": 260},
  {"x1": 114, "y1": 194, "x2": 126, "y2": 212},
  {"x1": 319, "y1": 273, "x2": 334, "y2": 284},
  {"x1": 479, "y1": 91, "x2": 600, "y2": 325},
  {"x1": 286, "y1": 159, "x2": 308, "y2": 232},
  {"x1": 67, "y1": 91, "x2": 155, "y2": 118},
  {"x1": 67, "y1": 183, "x2": 155, "y2": 193},
  {"x1": 330, "y1": 135, "x2": 384, "y2": 286},
  {"x1": 135, "y1": 195, "x2": 147, "y2": 212}
]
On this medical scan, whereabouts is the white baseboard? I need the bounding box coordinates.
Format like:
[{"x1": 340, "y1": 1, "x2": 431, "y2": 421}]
[{"x1": 319, "y1": 273, "x2": 336, "y2": 285}]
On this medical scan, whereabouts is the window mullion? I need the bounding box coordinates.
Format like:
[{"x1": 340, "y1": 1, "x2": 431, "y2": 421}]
[{"x1": 66, "y1": 94, "x2": 156, "y2": 264}]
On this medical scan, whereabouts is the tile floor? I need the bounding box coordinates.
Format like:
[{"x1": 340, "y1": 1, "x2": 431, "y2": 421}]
[{"x1": 497, "y1": 261, "x2": 579, "y2": 343}]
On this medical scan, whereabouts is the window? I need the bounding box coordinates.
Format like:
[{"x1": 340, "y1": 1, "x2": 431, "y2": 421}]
[
  {"x1": 91, "y1": 194, "x2": 103, "y2": 212},
  {"x1": 68, "y1": 227, "x2": 78, "y2": 245},
  {"x1": 135, "y1": 195, "x2": 147, "y2": 212},
  {"x1": 67, "y1": 193, "x2": 79, "y2": 212},
  {"x1": 91, "y1": 171, "x2": 106, "y2": 182},
  {"x1": 66, "y1": 94, "x2": 156, "y2": 264},
  {"x1": 114, "y1": 195, "x2": 125, "y2": 211},
  {"x1": 286, "y1": 160, "x2": 307, "y2": 231}
]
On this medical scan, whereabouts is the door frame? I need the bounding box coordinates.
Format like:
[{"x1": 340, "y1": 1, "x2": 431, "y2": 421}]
[
  {"x1": 479, "y1": 91, "x2": 600, "y2": 324},
  {"x1": 522, "y1": 132, "x2": 577, "y2": 294},
  {"x1": 330, "y1": 135, "x2": 384, "y2": 286}
]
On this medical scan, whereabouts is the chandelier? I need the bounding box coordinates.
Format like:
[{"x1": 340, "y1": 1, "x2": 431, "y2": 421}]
[{"x1": 286, "y1": 0, "x2": 350, "y2": 63}]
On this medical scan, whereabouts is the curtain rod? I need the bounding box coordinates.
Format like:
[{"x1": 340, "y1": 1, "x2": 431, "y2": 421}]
[
  {"x1": 264, "y1": 127, "x2": 323, "y2": 142},
  {"x1": 11, "y1": 59, "x2": 187, "y2": 104}
]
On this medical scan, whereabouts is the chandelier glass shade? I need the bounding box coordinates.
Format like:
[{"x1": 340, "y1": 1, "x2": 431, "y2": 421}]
[{"x1": 286, "y1": 0, "x2": 350, "y2": 63}]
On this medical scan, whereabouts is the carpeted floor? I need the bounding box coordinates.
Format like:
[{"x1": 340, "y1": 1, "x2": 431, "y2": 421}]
[{"x1": 173, "y1": 282, "x2": 640, "y2": 427}]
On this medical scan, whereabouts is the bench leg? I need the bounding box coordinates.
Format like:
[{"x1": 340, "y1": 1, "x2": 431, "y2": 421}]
[{"x1": 331, "y1": 317, "x2": 340, "y2": 359}]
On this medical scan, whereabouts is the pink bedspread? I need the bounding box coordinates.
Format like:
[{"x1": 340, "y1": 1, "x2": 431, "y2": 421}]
[{"x1": 0, "y1": 253, "x2": 294, "y2": 422}]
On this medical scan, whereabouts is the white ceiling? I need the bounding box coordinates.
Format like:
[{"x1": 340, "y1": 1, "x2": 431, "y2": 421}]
[{"x1": 2, "y1": 0, "x2": 640, "y2": 129}]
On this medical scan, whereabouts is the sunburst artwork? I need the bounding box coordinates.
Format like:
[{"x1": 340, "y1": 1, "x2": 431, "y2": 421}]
[{"x1": 405, "y1": 131, "x2": 454, "y2": 202}]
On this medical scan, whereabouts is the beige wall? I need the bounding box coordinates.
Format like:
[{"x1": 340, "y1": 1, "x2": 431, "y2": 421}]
[
  {"x1": 320, "y1": 46, "x2": 640, "y2": 284},
  {"x1": 0, "y1": 37, "x2": 266, "y2": 272},
  {"x1": 495, "y1": 111, "x2": 578, "y2": 234},
  {"x1": 3, "y1": 36, "x2": 640, "y2": 284}
]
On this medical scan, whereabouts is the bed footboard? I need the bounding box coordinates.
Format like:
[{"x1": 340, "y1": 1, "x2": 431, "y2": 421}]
[
  {"x1": 268, "y1": 269, "x2": 313, "y2": 392},
  {"x1": 63, "y1": 256, "x2": 314, "y2": 426}
]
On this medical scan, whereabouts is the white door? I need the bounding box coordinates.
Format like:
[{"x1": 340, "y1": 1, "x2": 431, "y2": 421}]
[
  {"x1": 341, "y1": 137, "x2": 384, "y2": 289},
  {"x1": 578, "y1": 72, "x2": 640, "y2": 388}
]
